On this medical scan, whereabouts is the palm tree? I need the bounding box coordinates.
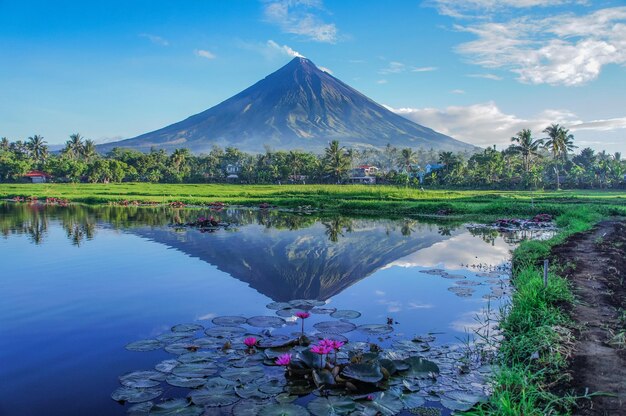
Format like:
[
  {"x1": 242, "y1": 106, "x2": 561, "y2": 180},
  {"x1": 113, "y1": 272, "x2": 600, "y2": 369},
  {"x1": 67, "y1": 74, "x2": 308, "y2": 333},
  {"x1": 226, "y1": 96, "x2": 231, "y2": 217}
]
[
  {"x1": 510, "y1": 129, "x2": 543, "y2": 173},
  {"x1": 0, "y1": 137, "x2": 9, "y2": 151},
  {"x1": 287, "y1": 151, "x2": 303, "y2": 181},
  {"x1": 397, "y1": 148, "x2": 417, "y2": 174},
  {"x1": 543, "y1": 124, "x2": 576, "y2": 189},
  {"x1": 323, "y1": 140, "x2": 352, "y2": 183},
  {"x1": 64, "y1": 133, "x2": 84, "y2": 159},
  {"x1": 26, "y1": 134, "x2": 48, "y2": 164},
  {"x1": 82, "y1": 139, "x2": 97, "y2": 162}
]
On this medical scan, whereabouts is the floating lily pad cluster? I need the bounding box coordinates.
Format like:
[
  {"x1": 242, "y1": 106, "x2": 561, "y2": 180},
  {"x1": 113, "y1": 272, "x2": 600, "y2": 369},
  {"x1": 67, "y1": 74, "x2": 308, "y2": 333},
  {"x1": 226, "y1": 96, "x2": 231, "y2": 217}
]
[
  {"x1": 421, "y1": 268, "x2": 511, "y2": 300},
  {"x1": 114, "y1": 300, "x2": 491, "y2": 415}
]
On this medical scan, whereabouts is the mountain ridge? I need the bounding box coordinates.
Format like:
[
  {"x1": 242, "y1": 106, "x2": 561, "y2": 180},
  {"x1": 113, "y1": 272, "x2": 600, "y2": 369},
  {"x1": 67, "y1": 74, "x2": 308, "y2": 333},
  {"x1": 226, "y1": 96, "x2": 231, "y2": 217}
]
[{"x1": 100, "y1": 57, "x2": 477, "y2": 153}]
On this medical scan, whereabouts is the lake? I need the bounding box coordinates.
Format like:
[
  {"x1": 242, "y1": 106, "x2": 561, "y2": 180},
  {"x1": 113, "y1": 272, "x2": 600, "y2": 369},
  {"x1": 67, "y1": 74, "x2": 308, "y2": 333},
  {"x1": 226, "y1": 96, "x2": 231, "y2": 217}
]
[{"x1": 0, "y1": 202, "x2": 544, "y2": 415}]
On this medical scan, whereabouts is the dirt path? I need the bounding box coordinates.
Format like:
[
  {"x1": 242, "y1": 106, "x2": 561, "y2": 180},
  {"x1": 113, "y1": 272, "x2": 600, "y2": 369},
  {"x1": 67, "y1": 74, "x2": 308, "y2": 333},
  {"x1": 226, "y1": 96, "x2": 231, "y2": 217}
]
[{"x1": 552, "y1": 221, "x2": 626, "y2": 415}]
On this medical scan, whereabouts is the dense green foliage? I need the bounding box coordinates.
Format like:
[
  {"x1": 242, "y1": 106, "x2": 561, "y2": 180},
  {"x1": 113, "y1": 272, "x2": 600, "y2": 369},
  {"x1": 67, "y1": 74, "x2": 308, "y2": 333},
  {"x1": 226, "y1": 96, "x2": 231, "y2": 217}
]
[{"x1": 1, "y1": 126, "x2": 624, "y2": 188}]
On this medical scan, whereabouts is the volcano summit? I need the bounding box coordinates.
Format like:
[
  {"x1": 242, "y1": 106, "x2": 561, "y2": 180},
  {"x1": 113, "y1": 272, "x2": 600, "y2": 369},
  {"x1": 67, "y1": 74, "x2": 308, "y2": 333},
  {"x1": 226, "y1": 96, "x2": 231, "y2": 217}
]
[{"x1": 102, "y1": 57, "x2": 476, "y2": 153}]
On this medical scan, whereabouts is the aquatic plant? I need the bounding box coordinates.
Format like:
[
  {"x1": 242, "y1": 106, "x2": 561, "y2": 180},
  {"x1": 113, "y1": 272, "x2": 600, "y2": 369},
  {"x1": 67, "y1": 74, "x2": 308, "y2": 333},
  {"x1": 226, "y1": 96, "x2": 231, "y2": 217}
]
[{"x1": 115, "y1": 299, "x2": 496, "y2": 414}]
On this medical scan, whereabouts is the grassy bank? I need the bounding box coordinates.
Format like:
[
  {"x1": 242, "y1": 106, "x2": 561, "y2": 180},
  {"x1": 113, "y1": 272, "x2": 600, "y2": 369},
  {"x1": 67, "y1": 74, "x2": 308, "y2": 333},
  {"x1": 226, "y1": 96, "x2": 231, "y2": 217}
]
[
  {"x1": 1, "y1": 183, "x2": 625, "y2": 218},
  {"x1": 469, "y1": 208, "x2": 605, "y2": 415}
]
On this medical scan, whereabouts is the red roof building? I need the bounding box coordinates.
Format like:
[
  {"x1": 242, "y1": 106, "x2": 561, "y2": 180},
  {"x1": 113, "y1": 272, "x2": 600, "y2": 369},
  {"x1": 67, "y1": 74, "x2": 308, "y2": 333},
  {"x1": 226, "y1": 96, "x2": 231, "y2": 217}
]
[{"x1": 24, "y1": 170, "x2": 52, "y2": 183}]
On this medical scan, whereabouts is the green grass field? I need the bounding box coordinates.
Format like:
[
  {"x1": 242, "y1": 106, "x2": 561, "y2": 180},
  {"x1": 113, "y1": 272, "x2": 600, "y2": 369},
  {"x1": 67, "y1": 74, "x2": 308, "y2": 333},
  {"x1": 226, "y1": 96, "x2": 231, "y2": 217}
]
[{"x1": 1, "y1": 183, "x2": 625, "y2": 218}]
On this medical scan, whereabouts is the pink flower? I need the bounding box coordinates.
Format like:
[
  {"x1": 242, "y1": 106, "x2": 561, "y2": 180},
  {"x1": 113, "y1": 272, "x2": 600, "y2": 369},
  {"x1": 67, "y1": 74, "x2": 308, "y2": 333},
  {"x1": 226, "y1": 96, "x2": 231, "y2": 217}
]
[
  {"x1": 331, "y1": 340, "x2": 344, "y2": 350},
  {"x1": 243, "y1": 337, "x2": 257, "y2": 348},
  {"x1": 366, "y1": 394, "x2": 374, "y2": 401},
  {"x1": 318, "y1": 339, "x2": 334, "y2": 348},
  {"x1": 310, "y1": 345, "x2": 332, "y2": 355},
  {"x1": 275, "y1": 353, "x2": 292, "y2": 366},
  {"x1": 318, "y1": 339, "x2": 344, "y2": 350},
  {"x1": 295, "y1": 312, "x2": 310, "y2": 319}
]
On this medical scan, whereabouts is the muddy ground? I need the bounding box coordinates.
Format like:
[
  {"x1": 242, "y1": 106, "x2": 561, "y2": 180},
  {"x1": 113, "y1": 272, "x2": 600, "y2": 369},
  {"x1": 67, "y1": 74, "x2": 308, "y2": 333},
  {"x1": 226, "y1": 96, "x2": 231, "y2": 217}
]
[{"x1": 552, "y1": 220, "x2": 626, "y2": 415}]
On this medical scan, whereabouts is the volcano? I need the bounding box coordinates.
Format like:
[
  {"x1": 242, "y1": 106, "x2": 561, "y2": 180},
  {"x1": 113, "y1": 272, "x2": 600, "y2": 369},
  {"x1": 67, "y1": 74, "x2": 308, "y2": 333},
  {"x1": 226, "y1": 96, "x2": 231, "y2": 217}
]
[{"x1": 101, "y1": 57, "x2": 476, "y2": 153}]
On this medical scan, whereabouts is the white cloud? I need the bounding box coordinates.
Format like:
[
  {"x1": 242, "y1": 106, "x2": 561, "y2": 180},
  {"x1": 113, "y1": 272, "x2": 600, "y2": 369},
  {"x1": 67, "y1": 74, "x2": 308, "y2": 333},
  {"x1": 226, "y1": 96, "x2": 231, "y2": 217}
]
[
  {"x1": 387, "y1": 101, "x2": 626, "y2": 148},
  {"x1": 377, "y1": 79, "x2": 388, "y2": 84},
  {"x1": 194, "y1": 49, "x2": 216, "y2": 59},
  {"x1": 380, "y1": 61, "x2": 407, "y2": 74},
  {"x1": 412, "y1": 66, "x2": 438, "y2": 72},
  {"x1": 263, "y1": 0, "x2": 338, "y2": 43},
  {"x1": 429, "y1": 0, "x2": 586, "y2": 18},
  {"x1": 451, "y1": 6, "x2": 626, "y2": 86},
  {"x1": 450, "y1": 89, "x2": 466, "y2": 94},
  {"x1": 380, "y1": 62, "x2": 437, "y2": 74},
  {"x1": 467, "y1": 73, "x2": 502, "y2": 80},
  {"x1": 139, "y1": 33, "x2": 169, "y2": 46},
  {"x1": 318, "y1": 65, "x2": 333, "y2": 74},
  {"x1": 267, "y1": 40, "x2": 304, "y2": 58}
]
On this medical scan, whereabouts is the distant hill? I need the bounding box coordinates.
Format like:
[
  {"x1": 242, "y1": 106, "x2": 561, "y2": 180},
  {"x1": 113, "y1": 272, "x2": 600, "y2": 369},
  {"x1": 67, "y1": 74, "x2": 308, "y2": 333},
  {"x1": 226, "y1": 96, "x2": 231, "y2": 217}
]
[{"x1": 100, "y1": 57, "x2": 477, "y2": 153}]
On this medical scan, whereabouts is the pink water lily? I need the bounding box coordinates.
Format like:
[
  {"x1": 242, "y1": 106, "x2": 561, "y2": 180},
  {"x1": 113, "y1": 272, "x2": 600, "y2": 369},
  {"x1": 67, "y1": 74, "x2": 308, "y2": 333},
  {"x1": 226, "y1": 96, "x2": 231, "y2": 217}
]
[
  {"x1": 275, "y1": 353, "x2": 292, "y2": 366},
  {"x1": 318, "y1": 339, "x2": 344, "y2": 350},
  {"x1": 310, "y1": 345, "x2": 333, "y2": 355},
  {"x1": 243, "y1": 337, "x2": 257, "y2": 348}
]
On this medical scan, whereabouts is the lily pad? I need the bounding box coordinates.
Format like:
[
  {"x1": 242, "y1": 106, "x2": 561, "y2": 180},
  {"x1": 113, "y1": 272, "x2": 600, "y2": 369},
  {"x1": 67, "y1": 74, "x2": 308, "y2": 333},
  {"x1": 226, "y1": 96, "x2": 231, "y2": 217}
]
[
  {"x1": 127, "y1": 401, "x2": 153, "y2": 416},
  {"x1": 258, "y1": 378, "x2": 287, "y2": 394},
  {"x1": 155, "y1": 359, "x2": 179, "y2": 373},
  {"x1": 171, "y1": 362, "x2": 217, "y2": 378},
  {"x1": 362, "y1": 391, "x2": 404, "y2": 416},
  {"x1": 177, "y1": 350, "x2": 220, "y2": 363},
  {"x1": 402, "y1": 356, "x2": 440, "y2": 377},
  {"x1": 156, "y1": 332, "x2": 195, "y2": 344},
  {"x1": 258, "y1": 335, "x2": 293, "y2": 348},
  {"x1": 165, "y1": 375, "x2": 207, "y2": 388},
  {"x1": 172, "y1": 323, "x2": 203, "y2": 333},
  {"x1": 314, "y1": 333, "x2": 348, "y2": 343},
  {"x1": 149, "y1": 399, "x2": 203, "y2": 416},
  {"x1": 330, "y1": 310, "x2": 361, "y2": 320},
  {"x1": 125, "y1": 339, "x2": 163, "y2": 352},
  {"x1": 289, "y1": 299, "x2": 325, "y2": 308},
  {"x1": 119, "y1": 370, "x2": 165, "y2": 388},
  {"x1": 221, "y1": 365, "x2": 265, "y2": 383},
  {"x1": 164, "y1": 342, "x2": 203, "y2": 355},
  {"x1": 421, "y1": 269, "x2": 447, "y2": 276},
  {"x1": 204, "y1": 326, "x2": 248, "y2": 337},
  {"x1": 111, "y1": 386, "x2": 162, "y2": 403},
  {"x1": 440, "y1": 390, "x2": 487, "y2": 411},
  {"x1": 233, "y1": 399, "x2": 274, "y2": 416},
  {"x1": 259, "y1": 403, "x2": 310, "y2": 416},
  {"x1": 341, "y1": 362, "x2": 383, "y2": 383},
  {"x1": 307, "y1": 396, "x2": 356, "y2": 416},
  {"x1": 313, "y1": 321, "x2": 356, "y2": 334},
  {"x1": 266, "y1": 302, "x2": 292, "y2": 310},
  {"x1": 448, "y1": 286, "x2": 475, "y2": 297},
  {"x1": 235, "y1": 384, "x2": 273, "y2": 400},
  {"x1": 247, "y1": 316, "x2": 286, "y2": 328},
  {"x1": 212, "y1": 316, "x2": 248, "y2": 326},
  {"x1": 311, "y1": 307, "x2": 337, "y2": 314},
  {"x1": 189, "y1": 388, "x2": 240, "y2": 407},
  {"x1": 356, "y1": 324, "x2": 394, "y2": 335},
  {"x1": 389, "y1": 387, "x2": 426, "y2": 409}
]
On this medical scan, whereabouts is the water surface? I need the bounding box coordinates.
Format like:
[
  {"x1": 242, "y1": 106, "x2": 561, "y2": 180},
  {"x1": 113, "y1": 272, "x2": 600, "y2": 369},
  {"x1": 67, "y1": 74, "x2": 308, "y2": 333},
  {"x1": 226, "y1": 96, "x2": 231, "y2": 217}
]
[{"x1": 0, "y1": 203, "x2": 529, "y2": 415}]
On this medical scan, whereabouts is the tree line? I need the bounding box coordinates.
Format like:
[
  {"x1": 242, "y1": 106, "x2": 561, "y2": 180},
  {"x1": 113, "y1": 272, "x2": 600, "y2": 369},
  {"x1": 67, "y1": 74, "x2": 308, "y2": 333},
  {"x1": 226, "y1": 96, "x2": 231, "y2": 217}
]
[{"x1": 0, "y1": 124, "x2": 624, "y2": 189}]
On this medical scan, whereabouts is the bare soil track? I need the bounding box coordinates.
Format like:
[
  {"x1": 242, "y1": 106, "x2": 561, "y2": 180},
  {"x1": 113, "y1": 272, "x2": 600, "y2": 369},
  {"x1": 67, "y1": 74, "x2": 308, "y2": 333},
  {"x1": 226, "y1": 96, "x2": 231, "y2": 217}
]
[{"x1": 552, "y1": 220, "x2": 626, "y2": 415}]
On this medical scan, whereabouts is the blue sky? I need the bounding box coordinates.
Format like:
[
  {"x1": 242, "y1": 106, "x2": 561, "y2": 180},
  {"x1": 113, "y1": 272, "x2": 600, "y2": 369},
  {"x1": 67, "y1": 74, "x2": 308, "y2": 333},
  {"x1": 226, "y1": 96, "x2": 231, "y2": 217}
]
[{"x1": 1, "y1": 0, "x2": 625, "y2": 152}]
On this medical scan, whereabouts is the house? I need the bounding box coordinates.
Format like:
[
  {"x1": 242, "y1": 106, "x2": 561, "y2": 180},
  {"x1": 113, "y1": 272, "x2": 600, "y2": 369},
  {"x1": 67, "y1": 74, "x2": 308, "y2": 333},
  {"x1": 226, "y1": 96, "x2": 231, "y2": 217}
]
[
  {"x1": 225, "y1": 163, "x2": 241, "y2": 180},
  {"x1": 357, "y1": 165, "x2": 379, "y2": 176},
  {"x1": 418, "y1": 163, "x2": 445, "y2": 183},
  {"x1": 24, "y1": 170, "x2": 52, "y2": 183},
  {"x1": 349, "y1": 165, "x2": 379, "y2": 184}
]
